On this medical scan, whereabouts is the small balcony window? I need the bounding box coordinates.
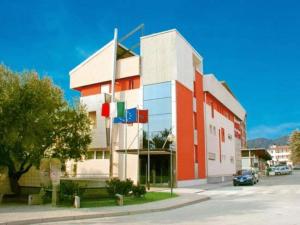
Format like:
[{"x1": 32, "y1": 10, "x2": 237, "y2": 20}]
[{"x1": 89, "y1": 111, "x2": 97, "y2": 129}]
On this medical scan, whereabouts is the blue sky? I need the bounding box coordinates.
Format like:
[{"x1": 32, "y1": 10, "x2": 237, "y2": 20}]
[{"x1": 0, "y1": 0, "x2": 299, "y2": 139}]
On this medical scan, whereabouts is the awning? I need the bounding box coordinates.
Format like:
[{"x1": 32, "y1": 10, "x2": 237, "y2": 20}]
[
  {"x1": 115, "y1": 148, "x2": 172, "y2": 155},
  {"x1": 241, "y1": 148, "x2": 272, "y2": 161}
]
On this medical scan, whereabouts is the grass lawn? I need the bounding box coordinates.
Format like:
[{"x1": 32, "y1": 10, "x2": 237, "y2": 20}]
[{"x1": 61, "y1": 192, "x2": 178, "y2": 208}]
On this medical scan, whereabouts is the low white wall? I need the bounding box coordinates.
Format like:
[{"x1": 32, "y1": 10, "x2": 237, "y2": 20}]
[
  {"x1": 76, "y1": 159, "x2": 110, "y2": 178},
  {"x1": 177, "y1": 178, "x2": 207, "y2": 187}
]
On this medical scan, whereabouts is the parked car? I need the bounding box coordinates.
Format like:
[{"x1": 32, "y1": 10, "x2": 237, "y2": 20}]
[
  {"x1": 233, "y1": 169, "x2": 257, "y2": 186},
  {"x1": 287, "y1": 165, "x2": 293, "y2": 174},
  {"x1": 268, "y1": 167, "x2": 276, "y2": 176},
  {"x1": 274, "y1": 166, "x2": 290, "y2": 175}
]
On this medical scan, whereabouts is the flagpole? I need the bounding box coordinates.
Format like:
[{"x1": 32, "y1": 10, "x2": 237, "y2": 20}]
[
  {"x1": 137, "y1": 105, "x2": 140, "y2": 184},
  {"x1": 125, "y1": 100, "x2": 127, "y2": 179},
  {"x1": 147, "y1": 121, "x2": 150, "y2": 190},
  {"x1": 109, "y1": 28, "x2": 118, "y2": 178}
]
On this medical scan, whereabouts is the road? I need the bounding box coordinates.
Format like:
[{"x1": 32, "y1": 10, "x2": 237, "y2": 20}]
[{"x1": 40, "y1": 171, "x2": 300, "y2": 225}]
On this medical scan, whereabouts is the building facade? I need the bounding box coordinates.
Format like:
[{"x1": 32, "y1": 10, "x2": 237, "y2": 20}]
[
  {"x1": 69, "y1": 29, "x2": 247, "y2": 187},
  {"x1": 267, "y1": 145, "x2": 292, "y2": 166}
]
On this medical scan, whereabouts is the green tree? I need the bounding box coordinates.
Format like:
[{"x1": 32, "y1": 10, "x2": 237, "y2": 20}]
[
  {"x1": 0, "y1": 65, "x2": 91, "y2": 194},
  {"x1": 289, "y1": 130, "x2": 300, "y2": 164},
  {"x1": 142, "y1": 129, "x2": 171, "y2": 149}
]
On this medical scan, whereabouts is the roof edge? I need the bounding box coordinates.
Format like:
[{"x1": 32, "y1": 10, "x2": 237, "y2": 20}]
[
  {"x1": 141, "y1": 29, "x2": 203, "y2": 60},
  {"x1": 69, "y1": 40, "x2": 114, "y2": 75}
]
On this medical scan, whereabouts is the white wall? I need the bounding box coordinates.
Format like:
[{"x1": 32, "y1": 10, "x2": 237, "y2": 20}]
[
  {"x1": 70, "y1": 41, "x2": 140, "y2": 89},
  {"x1": 70, "y1": 41, "x2": 114, "y2": 89},
  {"x1": 141, "y1": 30, "x2": 177, "y2": 86},
  {"x1": 78, "y1": 88, "x2": 141, "y2": 183},
  {"x1": 175, "y1": 33, "x2": 196, "y2": 91},
  {"x1": 141, "y1": 29, "x2": 203, "y2": 91},
  {"x1": 235, "y1": 138, "x2": 242, "y2": 171},
  {"x1": 118, "y1": 153, "x2": 138, "y2": 183},
  {"x1": 80, "y1": 94, "x2": 107, "y2": 148},
  {"x1": 205, "y1": 104, "x2": 236, "y2": 177},
  {"x1": 77, "y1": 159, "x2": 110, "y2": 178}
]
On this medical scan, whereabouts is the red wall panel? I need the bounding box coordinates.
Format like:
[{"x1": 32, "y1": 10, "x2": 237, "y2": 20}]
[
  {"x1": 176, "y1": 81, "x2": 195, "y2": 180},
  {"x1": 195, "y1": 71, "x2": 207, "y2": 179}
]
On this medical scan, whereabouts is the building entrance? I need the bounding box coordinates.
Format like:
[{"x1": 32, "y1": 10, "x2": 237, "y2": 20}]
[{"x1": 139, "y1": 154, "x2": 171, "y2": 187}]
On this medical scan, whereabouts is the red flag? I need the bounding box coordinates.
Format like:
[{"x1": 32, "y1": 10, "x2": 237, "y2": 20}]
[
  {"x1": 138, "y1": 109, "x2": 148, "y2": 123},
  {"x1": 101, "y1": 103, "x2": 110, "y2": 117}
]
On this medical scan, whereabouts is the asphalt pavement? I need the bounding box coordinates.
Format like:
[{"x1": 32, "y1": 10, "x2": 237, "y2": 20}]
[{"x1": 37, "y1": 171, "x2": 300, "y2": 225}]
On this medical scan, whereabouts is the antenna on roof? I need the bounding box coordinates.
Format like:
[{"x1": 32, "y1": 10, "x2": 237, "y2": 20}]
[
  {"x1": 119, "y1": 23, "x2": 144, "y2": 43},
  {"x1": 118, "y1": 24, "x2": 144, "y2": 57}
]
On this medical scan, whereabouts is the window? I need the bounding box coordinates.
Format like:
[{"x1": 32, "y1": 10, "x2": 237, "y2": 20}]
[
  {"x1": 221, "y1": 128, "x2": 225, "y2": 142},
  {"x1": 211, "y1": 102, "x2": 214, "y2": 118},
  {"x1": 208, "y1": 152, "x2": 216, "y2": 160},
  {"x1": 209, "y1": 125, "x2": 213, "y2": 134},
  {"x1": 194, "y1": 145, "x2": 198, "y2": 163},
  {"x1": 88, "y1": 111, "x2": 97, "y2": 129},
  {"x1": 193, "y1": 81, "x2": 196, "y2": 97},
  {"x1": 143, "y1": 98, "x2": 172, "y2": 115},
  {"x1": 104, "y1": 151, "x2": 110, "y2": 159},
  {"x1": 144, "y1": 82, "x2": 171, "y2": 100},
  {"x1": 128, "y1": 79, "x2": 134, "y2": 89},
  {"x1": 86, "y1": 151, "x2": 95, "y2": 159},
  {"x1": 96, "y1": 151, "x2": 103, "y2": 159},
  {"x1": 213, "y1": 126, "x2": 216, "y2": 136},
  {"x1": 230, "y1": 156, "x2": 234, "y2": 163},
  {"x1": 143, "y1": 82, "x2": 172, "y2": 148},
  {"x1": 194, "y1": 112, "x2": 197, "y2": 130}
]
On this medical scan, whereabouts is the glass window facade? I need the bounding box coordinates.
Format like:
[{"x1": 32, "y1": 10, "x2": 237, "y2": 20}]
[{"x1": 143, "y1": 82, "x2": 172, "y2": 149}]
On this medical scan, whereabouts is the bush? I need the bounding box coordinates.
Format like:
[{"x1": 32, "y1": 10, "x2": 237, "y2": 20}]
[
  {"x1": 60, "y1": 180, "x2": 85, "y2": 203},
  {"x1": 105, "y1": 178, "x2": 133, "y2": 196},
  {"x1": 132, "y1": 185, "x2": 146, "y2": 197}
]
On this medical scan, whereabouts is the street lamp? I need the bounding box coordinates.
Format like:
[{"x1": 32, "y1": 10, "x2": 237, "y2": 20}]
[{"x1": 162, "y1": 133, "x2": 175, "y2": 196}]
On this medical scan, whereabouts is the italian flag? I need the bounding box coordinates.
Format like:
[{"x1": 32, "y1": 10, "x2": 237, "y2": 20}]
[{"x1": 101, "y1": 101, "x2": 125, "y2": 118}]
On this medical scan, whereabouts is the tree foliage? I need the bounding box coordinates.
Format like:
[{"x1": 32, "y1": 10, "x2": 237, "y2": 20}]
[
  {"x1": 0, "y1": 65, "x2": 91, "y2": 193},
  {"x1": 143, "y1": 129, "x2": 171, "y2": 149},
  {"x1": 289, "y1": 130, "x2": 300, "y2": 163}
]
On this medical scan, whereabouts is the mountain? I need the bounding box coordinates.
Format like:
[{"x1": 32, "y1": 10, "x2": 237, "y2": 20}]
[{"x1": 247, "y1": 136, "x2": 289, "y2": 149}]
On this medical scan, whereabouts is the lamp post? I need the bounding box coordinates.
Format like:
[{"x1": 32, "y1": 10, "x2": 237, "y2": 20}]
[{"x1": 162, "y1": 133, "x2": 175, "y2": 196}]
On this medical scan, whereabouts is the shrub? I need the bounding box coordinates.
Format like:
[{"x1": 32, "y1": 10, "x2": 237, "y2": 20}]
[
  {"x1": 132, "y1": 185, "x2": 146, "y2": 197},
  {"x1": 105, "y1": 178, "x2": 133, "y2": 196},
  {"x1": 60, "y1": 180, "x2": 85, "y2": 203}
]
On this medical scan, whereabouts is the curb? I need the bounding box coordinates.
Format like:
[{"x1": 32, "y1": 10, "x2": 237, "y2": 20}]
[{"x1": 0, "y1": 196, "x2": 210, "y2": 225}]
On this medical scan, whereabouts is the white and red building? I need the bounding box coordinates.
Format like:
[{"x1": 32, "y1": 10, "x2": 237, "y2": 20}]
[
  {"x1": 267, "y1": 145, "x2": 292, "y2": 166},
  {"x1": 69, "y1": 29, "x2": 247, "y2": 187}
]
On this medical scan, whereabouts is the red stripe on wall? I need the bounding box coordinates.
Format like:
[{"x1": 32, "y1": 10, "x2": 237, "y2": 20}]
[
  {"x1": 195, "y1": 70, "x2": 207, "y2": 179},
  {"x1": 176, "y1": 81, "x2": 195, "y2": 181},
  {"x1": 205, "y1": 92, "x2": 234, "y2": 122},
  {"x1": 74, "y1": 75, "x2": 140, "y2": 96}
]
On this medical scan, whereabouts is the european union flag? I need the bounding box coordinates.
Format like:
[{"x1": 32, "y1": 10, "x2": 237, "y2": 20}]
[
  {"x1": 126, "y1": 108, "x2": 137, "y2": 123},
  {"x1": 113, "y1": 117, "x2": 126, "y2": 123},
  {"x1": 113, "y1": 108, "x2": 137, "y2": 123}
]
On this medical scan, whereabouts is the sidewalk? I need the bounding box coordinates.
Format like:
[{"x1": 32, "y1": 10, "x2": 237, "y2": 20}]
[{"x1": 0, "y1": 182, "x2": 231, "y2": 225}]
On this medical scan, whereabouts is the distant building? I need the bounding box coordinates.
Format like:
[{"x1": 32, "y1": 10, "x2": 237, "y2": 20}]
[
  {"x1": 241, "y1": 148, "x2": 272, "y2": 172},
  {"x1": 267, "y1": 145, "x2": 292, "y2": 166}
]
